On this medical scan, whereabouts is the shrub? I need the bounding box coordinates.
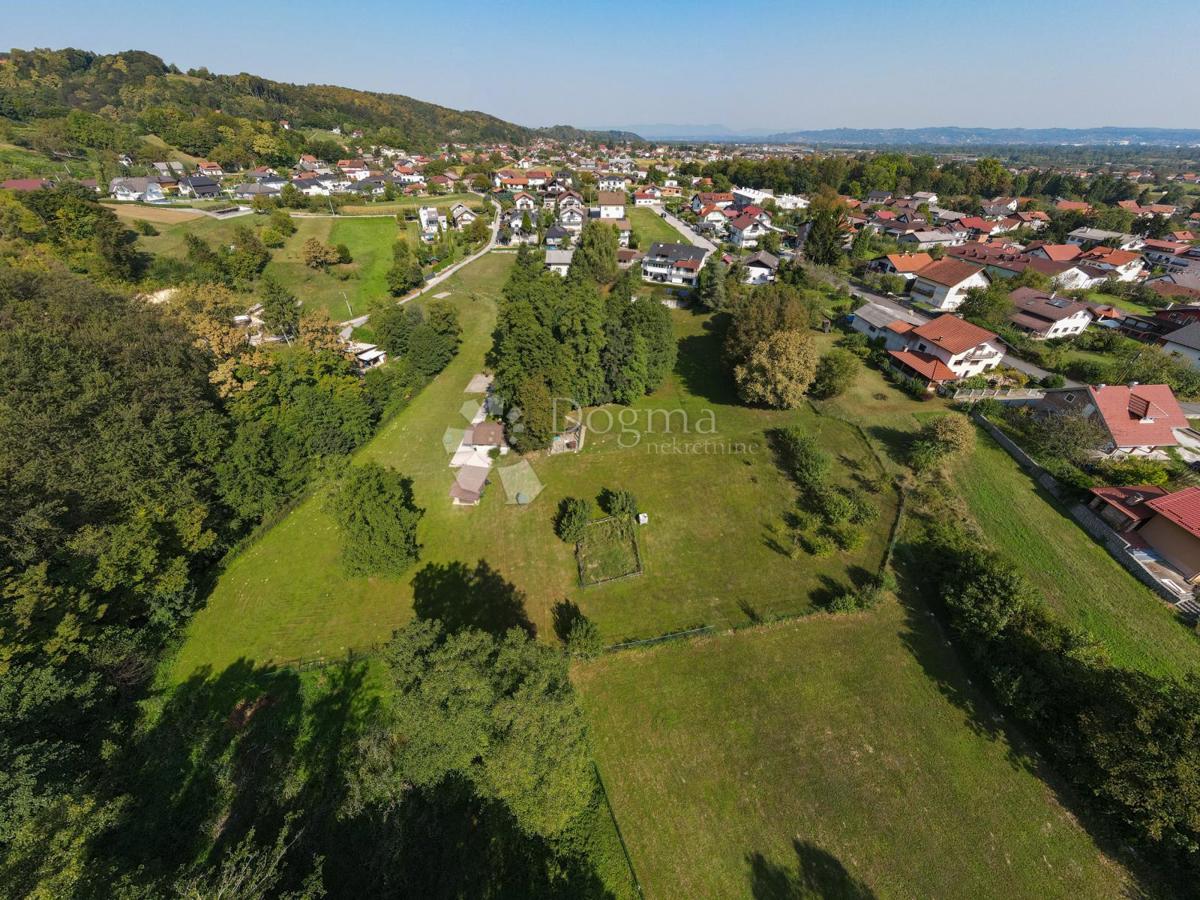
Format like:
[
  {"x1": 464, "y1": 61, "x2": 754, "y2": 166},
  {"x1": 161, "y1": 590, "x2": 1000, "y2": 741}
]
[
  {"x1": 823, "y1": 522, "x2": 863, "y2": 551},
  {"x1": 775, "y1": 428, "x2": 830, "y2": 488},
  {"x1": 555, "y1": 497, "x2": 593, "y2": 543},
  {"x1": 1040, "y1": 373, "x2": 1066, "y2": 389},
  {"x1": 800, "y1": 531, "x2": 836, "y2": 558},
  {"x1": 565, "y1": 616, "x2": 603, "y2": 658},
  {"x1": 844, "y1": 487, "x2": 878, "y2": 524},
  {"x1": 809, "y1": 348, "x2": 861, "y2": 400},
  {"x1": 132, "y1": 219, "x2": 158, "y2": 236},
  {"x1": 599, "y1": 488, "x2": 638, "y2": 518},
  {"x1": 921, "y1": 414, "x2": 976, "y2": 457},
  {"x1": 812, "y1": 485, "x2": 855, "y2": 525},
  {"x1": 1096, "y1": 457, "x2": 1170, "y2": 487},
  {"x1": 336, "y1": 243, "x2": 352, "y2": 264}
]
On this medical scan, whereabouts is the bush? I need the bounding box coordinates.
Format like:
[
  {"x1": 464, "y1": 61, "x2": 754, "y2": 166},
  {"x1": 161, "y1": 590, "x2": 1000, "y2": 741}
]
[
  {"x1": 809, "y1": 348, "x2": 861, "y2": 400},
  {"x1": 1040, "y1": 373, "x2": 1066, "y2": 389},
  {"x1": 800, "y1": 531, "x2": 836, "y2": 558},
  {"x1": 336, "y1": 243, "x2": 352, "y2": 264},
  {"x1": 327, "y1": 463, "x2": 423, "y2": 576},
  {"x1": 812, "y1": 485, "x2": 856, "y2": 525},
  {"x1": 823, "y1": 521, "x2": 863, "y2": 551},
  {"x1": 844, "y1": 487, "x2": 878, "y2": 524},
  {"x1": 132, "y1": 219, "x2": 158, "y2": 236},
  {"x1": 565, "y1": 616, "x2": 603, "y2": 658},
  {"x1": 775, "y1": 428, "x2": 830, "y2": 489},
  {"x1": 555, "y1": 497, "x2": 593, "y2": 543},
  {"x1": 599, "y1": 488, "x2": 638, "y2": 518},
  {"x1": 1095, "y1": 457, "x2": 1170, "y2": 487}
]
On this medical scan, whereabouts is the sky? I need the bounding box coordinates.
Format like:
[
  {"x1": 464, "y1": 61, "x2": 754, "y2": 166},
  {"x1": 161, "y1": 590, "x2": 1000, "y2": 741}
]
[{"x1": 7, "y1": 0, "x2": 1200, "y2": 132}]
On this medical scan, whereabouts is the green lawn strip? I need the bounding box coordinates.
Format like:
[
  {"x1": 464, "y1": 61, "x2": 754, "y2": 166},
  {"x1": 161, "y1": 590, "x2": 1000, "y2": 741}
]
[
  {"x1": 954, "y1": 427, "x2": 1200, "y2": 678},
  {"x1": 628, "y1": 206, "x2": 683, "y2": 248},
  {"x1": 577, "y1": 517, "x2": 641, "y2": 585},
  {"x1": 340, "y1": 193, "x2": 483, "y2": 215},
  {"x1": 574, "y1": 608, "x2": 1133, "y2": 899},
  {"x1": 1085, "y1": 290, "x2": 1152, "y2": 316}
]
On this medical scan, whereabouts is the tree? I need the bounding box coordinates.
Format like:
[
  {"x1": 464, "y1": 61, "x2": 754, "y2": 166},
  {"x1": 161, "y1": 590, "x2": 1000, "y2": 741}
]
[
  {"x1": 569, "y1": 220, "x2": 619, "y2": 285},
  {"x1": 724, "y1": 282, "x2": 816, "y2": 367},
  {"x1": 1027, "y1": 411, "x2": 1108, "y2": 461},
  {"x1": 922, "y1": 414, "x2": 976, "y2": 456},
  {"x1": 555, "y1": 497, "x2": 593, "y2": 543},
  {"x1": 260, "y1": 275, "x2": 299, "y2": 339},
  {"x1": 509, "y1": 376, "x2": 556, "y2": 453},
  {"x1": 373, "y1": 305, "x2": 423, "y2": 357},
  {"x1": 425, "y1": 298, "x2": 462, "y2": 348},
  {"x1": 327, "y1": 462, "x2": 423, "y2": 576},
  {"x1": 599, "y1": 488, "x2": 638, "y2": 518},
  {"x1": 302, "y1": 237, "x2": 340, "y2": 269},
  {"x1": 734, "y1": 329, "x2": 820, "y2": 408},
  {"x1": 695, "y1": 255, "x2": 729, "y2": 311},
  {"x1": 804, "y1": 192, "x2": 848, "y2": 266},
  {"x1": 809, "y1": 348, "x2": 860, "y2": 399},
  {"x1": 405, "y1": 324, "x2": 455, "y2": 376},
  {"x1": 959, "y1": 284, "x2": 1014, "y2": 329}
]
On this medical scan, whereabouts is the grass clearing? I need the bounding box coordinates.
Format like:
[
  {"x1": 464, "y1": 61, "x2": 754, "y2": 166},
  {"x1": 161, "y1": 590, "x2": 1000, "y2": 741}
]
[
  {"x1": 954, "y1": 427, "x2": 1200, "y2": 678},
  {"x1": 340, "y1": 193, "x2": 483, "y2": 215},
  {"x1": 174, "y1": 264, "x2": 897, "y2": 677},
  {"x1": 574, "y1": 606, "x2": 1132, "y2": 899},
  {"x1": 103, "y1": 202, "x2": 206, "y2": 224},
  {"x1": 629, "y1": 206, "x2": 684, "y2": 248}
]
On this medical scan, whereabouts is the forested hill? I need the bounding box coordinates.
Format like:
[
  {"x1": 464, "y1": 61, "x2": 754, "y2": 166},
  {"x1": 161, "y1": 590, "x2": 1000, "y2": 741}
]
[{"x1": 0, "y1": 47, "x2": 639, "y2": 152}]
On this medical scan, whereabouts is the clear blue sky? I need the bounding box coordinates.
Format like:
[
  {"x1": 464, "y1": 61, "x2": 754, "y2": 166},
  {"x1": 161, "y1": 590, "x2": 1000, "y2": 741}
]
[{"x1": 8, "y1": 0, "x2": 1199, "y2": 131}]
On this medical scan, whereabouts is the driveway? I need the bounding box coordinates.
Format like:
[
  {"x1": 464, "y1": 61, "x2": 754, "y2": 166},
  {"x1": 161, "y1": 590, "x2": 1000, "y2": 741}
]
[
  {"x1": 656, "y1": 206, "x2": 717, "y2": 253},
  {"x1": 338, "y1": 200, "x2": 500, "y2": 329}
]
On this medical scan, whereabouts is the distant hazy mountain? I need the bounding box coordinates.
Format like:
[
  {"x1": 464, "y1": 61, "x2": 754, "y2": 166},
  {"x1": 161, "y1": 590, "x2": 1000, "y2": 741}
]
[
  {"x1": 763, "y1": 126, "x2": 1200, "y2": 147},
  {"x1": 598, "y1": 123, "x2": 774, "y2": 140}
]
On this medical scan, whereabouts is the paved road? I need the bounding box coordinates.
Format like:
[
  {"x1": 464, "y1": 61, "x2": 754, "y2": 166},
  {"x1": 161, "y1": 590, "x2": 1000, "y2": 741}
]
[
  {"x1": 338, "y1": 200, "x2": 500, "y2": 330},
  {"x1": 655, "y1": 205, "x2": 717, "y2": 253}
]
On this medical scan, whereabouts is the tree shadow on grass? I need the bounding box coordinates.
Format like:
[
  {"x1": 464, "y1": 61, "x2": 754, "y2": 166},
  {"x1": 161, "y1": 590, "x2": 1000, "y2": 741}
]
[
  {"x1": 865, "y1": 424, "x2": 914, "y2": 468},
  {"x1": 412, "y1": 559, "x2": 535, "y2": 637},
  {"x1": 675, "y1": 319, "x2": 739, "y2": 406},
  {"x1": 748, "y1": 839, "x2": 876, "y2": 899}
]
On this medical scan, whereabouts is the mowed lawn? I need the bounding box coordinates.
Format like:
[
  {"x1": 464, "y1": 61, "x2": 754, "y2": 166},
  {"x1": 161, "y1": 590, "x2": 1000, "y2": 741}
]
[
  {"x1": 339, "y1": 193, "x2": 483, "y2": 215},
  {"x1": 955, "y1": 428, "x2": 1200, "y2": 678},
  {"x1": 267, "y1": 216, "x2": 401, "y2": 318},
  {"x1": 574, "y1": 607, "x2": 1133, "y2": 899},
  {"x1": 173, "y1": 259, "x2": 898, "y2": 677},
  {"x1": 629, "y1": 206, "x2": 685, "y2": 247}
]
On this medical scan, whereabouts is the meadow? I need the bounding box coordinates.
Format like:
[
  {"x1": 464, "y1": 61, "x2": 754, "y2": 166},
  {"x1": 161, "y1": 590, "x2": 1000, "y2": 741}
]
[{"x1": 574, "y1": 609, "x2": 1133, "y2": 899}]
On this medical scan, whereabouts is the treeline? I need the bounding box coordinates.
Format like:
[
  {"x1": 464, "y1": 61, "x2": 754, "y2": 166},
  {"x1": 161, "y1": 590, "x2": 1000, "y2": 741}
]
[
  {"x1": 0, "y1": 47, "x2": 534, "y2": 159},
  {"x1": 0, "y1": 264, "x2": 457, "y2": 893},
  {"x1": 909, "y1": 521, "x2": 1200, "y2": 885},
  {"x1": 489, "y1": 226, "x2": 675, "y2": 451}
]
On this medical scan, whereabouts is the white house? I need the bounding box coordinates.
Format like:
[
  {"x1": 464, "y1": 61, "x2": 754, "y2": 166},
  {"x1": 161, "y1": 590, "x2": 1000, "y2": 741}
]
[
  {"x1": 742, "y1": 250, "x2": 779, "y2": 285},
  {"x1": 642, "y1": 242, "x2": 707, "y2": 287},
  {"x1": 108, "y1": 177, "x2": 166, "y2": 203},
  {"x1": 633, "y1": 188, "x2": 660, "y2": 206},
  {"x1": 732, "y1": 186, "x2": 774, "y2": 207},
  {"x1": 598, "y1": 174, "x2": 626, "y2": 192},
  {"x1": 418, "y1": 206, "x2": 446, "y2": 241},
  {"x1": 545, "y1": 249, "x2": 574, "y2": 277},
  {"x1": 558, "y1": 206, "x2": 586, "y2": 233},
  {"x1": 1160, "y1": 322, "x2": 1200, "y2": 369},
  {"x1": 886, "y1": 314, "x2": 1004, "y2": 385},
  {"x1": 597, "y1": 191, "x2": 626, "y2": 220},
  {"x1": 450, "y1": 203, "x2": 478, "y2": 228},
  {"x1": 512, "y1": 191, "x2": 537, "y2": 210},
  {"x1": 910, "y1": 258, "x2": 990, "y2": 311},
  {"x1": 1007, "y1": 287, "x2": 1094, "y2": 339},
  {"x1": 727, "y1": 214, "x2": 769, "y2": 249}
]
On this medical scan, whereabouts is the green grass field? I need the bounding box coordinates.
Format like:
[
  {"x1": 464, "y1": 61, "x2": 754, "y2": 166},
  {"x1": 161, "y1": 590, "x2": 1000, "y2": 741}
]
[
  {"x1": 955, "y1": 428, "x2": 1200, "y2": 678},
  {"x1": 574, "y1": 608, "x2": 1132, "y2": 899},
  {"x1": 1085, "y1": 290, "x2": 1153, "y2": 315},
  {"x1": 577, "y1": 517, "x2": 642, "y2": 586},
  {"x1": 173, "y1": 260, "x2": 897, "y2": 677},
  {"x1": 629, "y1": 206, "x2": 685, "y2": 248},
  {"x1": 340, "y1": 193, "x2": 483, "y2": 215}
]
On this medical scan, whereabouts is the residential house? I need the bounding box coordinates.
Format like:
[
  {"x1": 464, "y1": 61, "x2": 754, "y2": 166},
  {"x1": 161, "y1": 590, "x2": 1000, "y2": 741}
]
[
  {"x1": 108, "y1": 177, "x2": 166, "y2": 203},
  {"x1": 898, "y1": 228, "x2": 968, "y2": 251},
  {"x1": 597, "y1": 191, "x2": 626, "y2": 220},
  {"x1": 1025, "y1": 242, "x2": 1082, "y2": 263},
  {"x1": 1159, "y1": 321, "x2": 1200, "y2": 368},
  {"x1": 418, "y1": 206, "x2": 447, "y2": 241},
  {"x1": 233, "y1": 182, "x2": 282, "y2": 200},
  {"x1": 690, "y1": 191, "x2": 734, "y2": 212},
  {"x1": 196, "y1": 160, "x2": 224, "y2": 178},
  {"x1": 1078, "y1": 246, "x2": 1144, "y2": 282},
  {"x1": 1138, "y1": 488, "x2": 1200, "y2": 582},
  {"x1": 633, "y1": 188, "x2": 660, "y2": 206},
  {"x1": 1007, "y1": 287, "x2": 1094, "y2": 339},
  {"x1": 336, "y1": 159, "x2": 370, "y2": 181},
  {"x1": 870, "y1": 252, "x2": 933, "y2": 281},
  {"x1": 848, "y1": 300, "x2": 926, "y2": 346},
  {"x1": 544, "y1": 224, "x2": 571, "y2": 248},
  {"x1": 1067, "y1": 227, "x2": 1142, "y2": 250},
  {"x1": 177, "y1": 175, "x2": 222, "y2": 199},
  {"x1": 726, "y1": 214, "x2": 769, "y2": 248},
  {"x1": 1086, "y1": 485, "x2": 1168, "y2": 532},
  {"x1": 512, "y1": 191, "x2": 537, "y2": 210},
  {"x1": 558, "y1": 205, "x2": 586, "y2": 233},
  {"x1": 1037, "y1": 384, "x2": 1188, "y2": 457},
  {"x1": 886, "y1": 314, "x2": 1004, "y2": 386},
  {"x1": 450, "y1": 203, "x2": 478, "y2": 228},
  {"x1": 598, "y1": 174, "x2": 626, "y2": 192},
  {"x1": 742, "y1": 250, "x2": 779, "y2": 284},
  {"x1": 642, "y1": 242, "x2": 707, "y2": 286},
  {"x1": 909, "y1": 258, "x2": 990, "y2": 311},
  {"x1": 545, "y1": 249, "x2": 574, "y2": 277}
]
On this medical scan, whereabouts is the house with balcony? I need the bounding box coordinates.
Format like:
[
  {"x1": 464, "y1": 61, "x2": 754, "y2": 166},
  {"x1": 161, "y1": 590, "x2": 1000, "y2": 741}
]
[
  {"x1": 1006, "y1": 287, "x2": 1094, "y2": 339},
  {"x1": 597, "y1": 191, "x2": 626, "y2": 220},
  {"x1": 885, "y1": 314, "x2": 1004, "y2": 386},
  {"x1": 642, "y1": 242, "x2": 707, "y2": 287}
]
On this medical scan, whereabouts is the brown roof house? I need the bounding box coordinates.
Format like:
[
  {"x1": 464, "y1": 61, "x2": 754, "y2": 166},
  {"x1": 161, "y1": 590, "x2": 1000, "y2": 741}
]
[
  {"x1": 885, "y1": 314, "x2": 1005, "y2": 387},
  {"x1": 1037, "y1": 384, "x2": 1188, "y2": 457},
  {"x1": 910, "y1": 258, "x2": 990, "y2": 311},
  {"x1": 1007, "y1": 287, "x2": 1094, "y2": 340}
]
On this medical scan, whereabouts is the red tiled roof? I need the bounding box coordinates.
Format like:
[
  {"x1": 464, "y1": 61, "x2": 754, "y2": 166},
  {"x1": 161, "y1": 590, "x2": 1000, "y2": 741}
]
[
  {"x1": 1088, "y1": 485, "x2": 1168, "y2": 524},
  {"x1": 884, "y1": 252, "x2": 933, "y2": 273},
  {"x1": 1, "y1": 178, "x2": 50, "y2": 191},
  {"x1": 914, "y1": 257, "x2": 987, "y2": 288},
  {"x1": 1146, "y1": 487, "x2": 1200, "y2": 539},
  {"x1": 886, "y1": 320, "x2": 916, "y2": 334},
  {"x1": 888, "y1": 349, "x2": 956, "y2": 383},
  {"x1": 910, "y1": 314, "x2": 998, "y2": 355},
  {"x1": 1029, "y1": 242, "x2": 1081, "y2": 262},
  {"x1": 1088, "y1": 384, "x2": 1187, "y2": 449}
]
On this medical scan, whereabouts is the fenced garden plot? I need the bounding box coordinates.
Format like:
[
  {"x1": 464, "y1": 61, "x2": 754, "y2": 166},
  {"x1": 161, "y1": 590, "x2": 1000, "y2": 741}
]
[{"x1": 577, "y1": 516, "x2": 644, "y2": 586}]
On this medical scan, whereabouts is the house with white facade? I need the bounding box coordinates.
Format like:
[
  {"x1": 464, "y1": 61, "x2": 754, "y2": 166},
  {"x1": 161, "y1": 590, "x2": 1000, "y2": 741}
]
[
  {"x1": 597, "y1": 191, "x2": 626, "y2": 219},
  {"x1": 727, "y1": 214, "x2": 769, "y2": 249},
  {"x1": 910, "y1": 258, "x2": 990, "y2": 311},
  {"x1": 418, "y1": 206, "x2": 447, "y2": 241},
  {"x1": 886, "y1": 315, "x2": 1004, "y2": 386},
  {"x1": 742, "y1": 251, "x2": 779, "y2": 285},
  {"x1": 545, "y1": 249, "x2": 574, "y2": 277},
  {"x1": 1007, "y1": 287, "x2": 1093, "y2": 339},
  {"x1": 598, "y1": 174, "x2": 626, "y2": 192},
  {"x1": 642, "y1": 242, "x2": 707, "y2": 287}
]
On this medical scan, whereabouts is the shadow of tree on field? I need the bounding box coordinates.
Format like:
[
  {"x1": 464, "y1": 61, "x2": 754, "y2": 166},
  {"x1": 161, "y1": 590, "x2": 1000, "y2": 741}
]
[
  {"x1": 865, "y1": 424, "x2": 914, "y2": 467},
  {"x1": 675, "y1": 321, "x2": 738, "y2": 406},
  {"x1": 412, "y1": 559, "x2": 535, "y2": 637},
  {"x1": 748, "y1": 839, "x2": 876, "y2": 899}
]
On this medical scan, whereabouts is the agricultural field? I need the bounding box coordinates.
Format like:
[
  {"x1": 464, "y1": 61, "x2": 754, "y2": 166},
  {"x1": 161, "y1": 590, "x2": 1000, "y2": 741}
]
[
  {"x1": 172, "y1": 260, "x2": 897, "y2": 676},
  {"x1": 629, "y1": 205, "x2": 685, "y2": 247},
  {"x1": 574, "y1": 610, "x2": 1133, "y2": 899},
  {"x1": 954, "y1": 427, "x2": 1200, "y2": 678},
  {"x1": 340, "y1": 193, "x2": 484, "y2": 215},
  {"x1": 103, "y1": 202, "x2": 205, "y2": 224}
]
